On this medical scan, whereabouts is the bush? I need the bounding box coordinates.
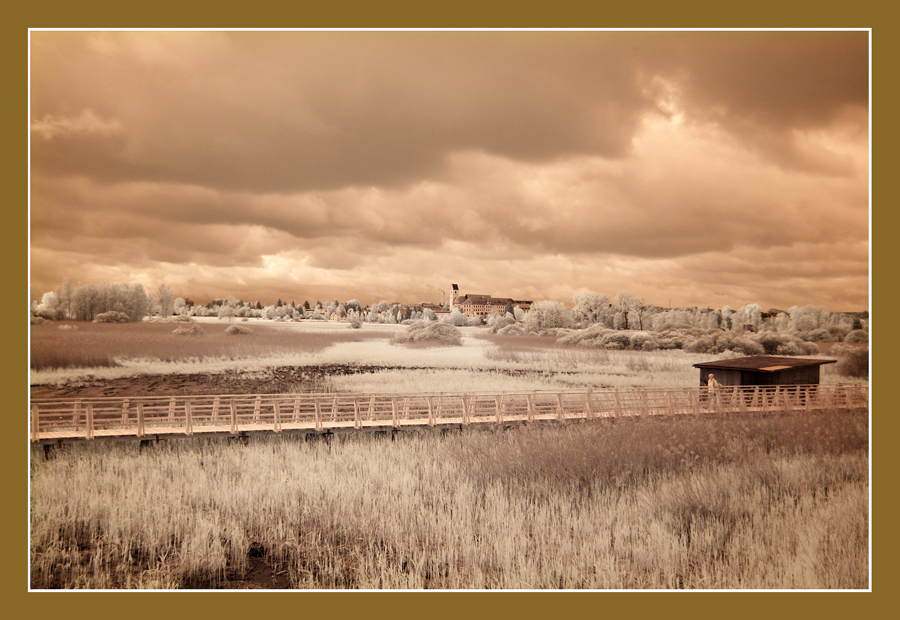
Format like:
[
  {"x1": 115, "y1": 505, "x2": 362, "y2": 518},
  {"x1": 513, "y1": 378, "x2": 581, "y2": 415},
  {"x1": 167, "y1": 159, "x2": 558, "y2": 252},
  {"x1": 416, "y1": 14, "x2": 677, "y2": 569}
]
[
  {"x1": 224, "y1": 325, "x2": 253, "y2": 335},
  {"x1": 173, "y1": 325, "x2": 205, "y2": 336},
  {"x1": 629, "y1": 332, "x2": 659, "y2": 351},
  {"x1": 844, "y1": 330, "x2": 868, "y2": 344},
  {"x1": 489, "y1": 316, "x2": 517, "y2": 333},
  {"x1": 753, "y1": 332, "x2": 816, "y2": 356},
  {"x1": 31, "y1": 315, "x2": 51, "y2": 325},
  {"x1": 497, "y1": 323, "x2": 528, "y2": 336},
  {"x1": 557, "y1": 323, "x2": 609, "y2": 346},
  {"x1": 392, "y1": 321, "x2": 463, "y2": 346},
  {"x1": 600, "y1": 332, "x2": 633, "y2": 350},
  {"x1": 685, "y1": 336, "x2": 715, "y2": 354},
  {"x1": 349, "y1": 318, "x2": 362, "y2": 329},
  {"x1": 93, "y1": 311, "x2": 131, "y2": 323},
  {"x1": 832, "y1": 344, "x2": 868, "y2": 378},
  {"x1": 827, "y1": 325, "x2": 851, "y2": 341},
  {"x1": 797, "y1": 328, "x2": 834, "y2": 343}
]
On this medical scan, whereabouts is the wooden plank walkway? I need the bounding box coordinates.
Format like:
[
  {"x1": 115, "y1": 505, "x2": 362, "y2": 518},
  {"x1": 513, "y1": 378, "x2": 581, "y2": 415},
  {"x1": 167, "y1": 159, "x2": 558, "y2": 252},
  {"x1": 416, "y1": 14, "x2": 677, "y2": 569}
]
[{"x1": 30, "y1": 383, "x2": 868, "y2": 445}]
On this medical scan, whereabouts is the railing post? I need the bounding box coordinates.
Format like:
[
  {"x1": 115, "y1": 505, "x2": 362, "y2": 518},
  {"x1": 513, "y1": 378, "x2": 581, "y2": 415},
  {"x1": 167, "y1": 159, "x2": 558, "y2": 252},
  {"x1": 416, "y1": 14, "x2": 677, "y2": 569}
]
[
  {"x1": 496, "y1": 394, "x2": 503, "y2": 425},
  {"x1": 585, "y1": 389, "x2": 594, "y2": 419},
  {"x1": 137, "y1": 402, "x2": 145, "y2": 438},
  {"x1": 527, "y1": 393, "x2": 535, "y2": 422},
  {"x1": 391, "y1": 397, "x2": 399, "y2": 428},
  {"x1": 461, "y1": 393, "x2": 469, "y2": 425},
  {"x1": 353, "y1": 397, "x2": 361, "y2": 429},
  {"x1": 557, "y1": 393, "x2": 566, "y2": 421},
  {"x1": 427, "y1": 396, "x2": 435, "y2": 426},
  {"x1": 168, "y1": 398, "x2": 176, "y2": 425},
  {"x1": 315, "y1": 400, "x2": 323, "y2": 432},
  {"x1": 31, "y1": 404, "x2": 39, "y2": 442},
  {"x1": 122, "y1": 399, "x2": 130, "y2": 425},
  {"x1": 614, "y1": 389, "x2": 623, "y2": 417},
  {"x1": 185, "y1": 400, "x2": 193, "y2": 435},
  {"x1": 253, "y1": 395, "x2": 262, "y2": 423},
  {"x1": 85, "y1": 403, "x2": 94, "y2": 440},
  {"x1": 212, "y1": 396, "x2": 220, "y2": 423},
  {"x1": 230, "y1": 401, "x2": 238, "y2": 434},
  {"x1": 274, "y1": 401, "x2": 282, "y2": 432}
]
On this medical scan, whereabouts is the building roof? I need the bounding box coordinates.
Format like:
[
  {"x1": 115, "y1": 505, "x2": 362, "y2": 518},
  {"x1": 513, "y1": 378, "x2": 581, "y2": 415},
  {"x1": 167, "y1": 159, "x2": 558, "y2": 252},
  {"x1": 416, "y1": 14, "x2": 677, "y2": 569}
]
[
  {"x1": 693, "y1": 355, "x2": 837, "y2": 372},
  {"x1": 457, "y1": 294, "x2": 531, "y2": 306}
]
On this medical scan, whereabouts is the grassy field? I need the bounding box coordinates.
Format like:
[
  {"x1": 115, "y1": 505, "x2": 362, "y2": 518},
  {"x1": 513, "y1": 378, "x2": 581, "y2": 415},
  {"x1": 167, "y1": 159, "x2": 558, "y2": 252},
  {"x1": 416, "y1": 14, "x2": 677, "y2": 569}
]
[
  {"x1": 29, "y1": 319, "x2": 869, "y2": 589},
  {"x1": 30, "y1": 410, "x2": 868, "y2": 589}
]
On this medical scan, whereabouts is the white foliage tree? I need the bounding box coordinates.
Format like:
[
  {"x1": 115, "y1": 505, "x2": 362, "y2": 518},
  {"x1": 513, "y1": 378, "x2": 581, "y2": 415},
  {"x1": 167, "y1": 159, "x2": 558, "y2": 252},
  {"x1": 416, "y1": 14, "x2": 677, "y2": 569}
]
[
  {"x1": 157, "y1": 284, "x2": 174, "y2": 318},
  {"x1": 524, "y1": 300, "x2": 575, "y2": 333},
  {"x1": 572, "y1": 291, "x2": 611, "y2": 324}
]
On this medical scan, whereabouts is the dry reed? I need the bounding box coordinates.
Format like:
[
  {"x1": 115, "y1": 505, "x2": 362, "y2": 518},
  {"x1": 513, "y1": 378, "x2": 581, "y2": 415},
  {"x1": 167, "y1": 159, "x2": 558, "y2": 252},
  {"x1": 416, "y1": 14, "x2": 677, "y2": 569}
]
[{"x1": 31, "y1": 409, "x2": 868, "y2": 590}]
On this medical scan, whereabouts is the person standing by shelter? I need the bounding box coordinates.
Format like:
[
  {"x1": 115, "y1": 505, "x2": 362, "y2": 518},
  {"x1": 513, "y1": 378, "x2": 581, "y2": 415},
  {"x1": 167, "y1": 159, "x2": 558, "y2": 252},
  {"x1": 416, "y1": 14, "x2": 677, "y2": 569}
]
[{"x1": 706, "y1": 373, "x2": 721, "y2": 409}]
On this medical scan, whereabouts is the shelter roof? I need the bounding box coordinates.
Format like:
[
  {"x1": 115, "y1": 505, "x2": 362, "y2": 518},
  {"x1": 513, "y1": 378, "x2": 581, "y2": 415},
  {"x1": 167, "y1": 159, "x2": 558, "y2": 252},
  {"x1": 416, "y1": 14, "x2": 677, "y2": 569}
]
[{"x1": 693, "y1": 356, "x2": 836, "y2": 372}]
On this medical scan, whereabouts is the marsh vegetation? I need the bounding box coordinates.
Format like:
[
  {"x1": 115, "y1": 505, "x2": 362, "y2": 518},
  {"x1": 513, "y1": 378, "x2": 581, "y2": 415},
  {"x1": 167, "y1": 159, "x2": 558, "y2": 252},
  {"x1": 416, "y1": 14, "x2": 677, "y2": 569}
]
[
  {"x1": 29, "y1": 319, "x2": 869, "y2": 589},
  {"x1": 31, "y1": 410, "x2": 867, "y2": 589}
]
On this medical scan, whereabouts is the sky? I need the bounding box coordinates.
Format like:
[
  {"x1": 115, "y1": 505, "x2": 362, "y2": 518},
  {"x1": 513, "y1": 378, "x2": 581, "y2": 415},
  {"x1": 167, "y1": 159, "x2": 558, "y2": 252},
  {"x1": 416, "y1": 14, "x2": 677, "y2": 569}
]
[{"x1": 29, "y1": 30, "x2": 870, "y2": 311}]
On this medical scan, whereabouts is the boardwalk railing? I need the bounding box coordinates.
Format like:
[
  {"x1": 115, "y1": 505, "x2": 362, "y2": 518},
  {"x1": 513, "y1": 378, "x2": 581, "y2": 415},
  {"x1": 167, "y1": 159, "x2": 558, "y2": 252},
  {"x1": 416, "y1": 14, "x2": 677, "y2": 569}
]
[{"x1": 30, "y1": 383, "x2": 868, "y2": 444}]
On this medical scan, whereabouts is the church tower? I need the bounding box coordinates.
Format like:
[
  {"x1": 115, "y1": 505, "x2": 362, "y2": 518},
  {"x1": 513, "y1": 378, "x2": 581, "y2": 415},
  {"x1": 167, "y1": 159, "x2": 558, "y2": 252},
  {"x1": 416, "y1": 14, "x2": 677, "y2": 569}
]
[{"x1": 450, "y1": 284, "x2": 459, "y2": 310}]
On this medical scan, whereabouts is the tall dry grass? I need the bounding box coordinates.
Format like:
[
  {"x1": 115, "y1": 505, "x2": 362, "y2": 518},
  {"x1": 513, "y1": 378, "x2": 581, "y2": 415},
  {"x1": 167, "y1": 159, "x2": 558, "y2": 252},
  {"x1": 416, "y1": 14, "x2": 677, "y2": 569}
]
[{"x1": 31, "y1": 409, "x2": 868, "y2": 589}]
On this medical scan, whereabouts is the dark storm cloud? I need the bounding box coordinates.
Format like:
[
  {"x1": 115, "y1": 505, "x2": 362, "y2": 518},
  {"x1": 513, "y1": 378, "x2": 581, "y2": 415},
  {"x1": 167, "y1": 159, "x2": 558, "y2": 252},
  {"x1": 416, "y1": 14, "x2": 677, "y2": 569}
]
[
  {"x1": 29, "y1": 30, "x2": 869, "y2": 309},
  {"x1": 33, "y1": 31, "x2": 866, "y2": 193}
]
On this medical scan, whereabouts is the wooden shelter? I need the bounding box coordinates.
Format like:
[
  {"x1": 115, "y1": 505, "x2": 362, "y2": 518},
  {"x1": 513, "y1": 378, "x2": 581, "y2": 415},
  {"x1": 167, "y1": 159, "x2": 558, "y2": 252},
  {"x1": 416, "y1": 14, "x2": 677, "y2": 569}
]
[{"x1": 693, "y1": 355, "x2": 836, "y2": 387}]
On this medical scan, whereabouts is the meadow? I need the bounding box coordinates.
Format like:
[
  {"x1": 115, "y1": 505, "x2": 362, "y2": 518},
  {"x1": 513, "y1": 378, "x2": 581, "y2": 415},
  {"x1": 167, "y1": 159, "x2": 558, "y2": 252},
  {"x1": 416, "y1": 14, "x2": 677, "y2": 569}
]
[{"x1": 29, "y1": 318, "x2": 870, "y2": 589}]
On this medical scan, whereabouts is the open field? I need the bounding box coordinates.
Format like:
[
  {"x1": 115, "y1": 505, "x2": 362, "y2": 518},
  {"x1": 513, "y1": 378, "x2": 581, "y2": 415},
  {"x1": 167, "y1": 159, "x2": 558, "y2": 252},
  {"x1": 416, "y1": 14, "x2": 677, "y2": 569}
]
[{"x1": 29, "y1": 318, "x2": 870, "y2": 589}]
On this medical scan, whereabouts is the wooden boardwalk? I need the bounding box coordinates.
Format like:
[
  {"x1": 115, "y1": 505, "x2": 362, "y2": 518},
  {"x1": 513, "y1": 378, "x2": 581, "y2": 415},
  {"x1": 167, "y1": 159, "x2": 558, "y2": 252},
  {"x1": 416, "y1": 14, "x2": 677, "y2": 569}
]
[{"x1": 30, "y1": 383, "x2": 868, "y2": 445}]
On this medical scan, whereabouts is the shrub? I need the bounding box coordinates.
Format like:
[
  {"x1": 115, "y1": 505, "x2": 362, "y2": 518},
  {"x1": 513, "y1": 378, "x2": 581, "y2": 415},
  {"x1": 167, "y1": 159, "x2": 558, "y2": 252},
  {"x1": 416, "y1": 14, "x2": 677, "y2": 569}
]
[
  {"x1": 349, "y1": 318, "x2": 362, "y2": 329},
  {"x1": 30, "y1": 315, "x2": 51, "y2": 325},
  {"x1": 556, "y1": 323, "x2": 608, "y2": 346},
  {"x1": 752, "y1": 332, "x2": 816, "y2": 356},
  {"x1": 827, "y1": 325, "x2": 851, "y2": 341},
  {"x1": 224, "y1": 325, "x2": 253, "y2": 335},
  {"x1": 729, "y1": 337, "x2": 766, "y2": 356},
  {"x1": 392, "y1": 321, "x2": 463, "y2": 346},
  {"x1": 497, "y1": 323, "x2": 528, "y2": 336},
  {"x1": 93, "y1": 311, "x2": 131, "y2": 323},
  {"x1": 489, "y1": 316, "x2": 517, "y2": 333},
  {"x1": 797, "y1": 328, "x2": 834, "y2": 343},
  {"x1": 685, "y1": 336, "x2": 716, "y2": 354},
  {"x1": 600, "y1": 332, "x2": 632, "y2": 350},
  {"x1": 844, "y1": 330, "x2": 868, "y2": 344},
  {"x1": 832, "y1": 344, "x2": 868, "y2": 378},
  {"x1": 629, "y1": 332, "x2": 659, "y2": 351},
  {"x1": 173, "y1": 325, "x2": 205, "y2": 336}
]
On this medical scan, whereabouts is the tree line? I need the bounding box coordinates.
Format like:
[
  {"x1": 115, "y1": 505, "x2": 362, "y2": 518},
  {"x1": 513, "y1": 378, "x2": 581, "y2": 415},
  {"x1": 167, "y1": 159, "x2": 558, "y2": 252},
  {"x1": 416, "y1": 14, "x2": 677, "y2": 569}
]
[{"x1": 30, "y1": 278, "x2": 867, "y2": 343}]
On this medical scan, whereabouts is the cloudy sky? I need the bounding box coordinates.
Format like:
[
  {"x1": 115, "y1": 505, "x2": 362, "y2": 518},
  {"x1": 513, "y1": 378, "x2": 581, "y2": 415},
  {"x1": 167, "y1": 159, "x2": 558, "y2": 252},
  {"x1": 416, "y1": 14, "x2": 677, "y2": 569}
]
[{"x1": 29, "y1": 30, "x2": 869, "y2": 311}]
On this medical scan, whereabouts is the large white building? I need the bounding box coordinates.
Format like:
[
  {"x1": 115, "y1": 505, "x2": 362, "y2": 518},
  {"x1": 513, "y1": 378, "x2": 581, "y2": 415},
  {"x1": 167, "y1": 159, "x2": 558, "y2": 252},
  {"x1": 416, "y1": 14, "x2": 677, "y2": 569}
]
[{"x1": 449, "y1": 284, "x2": 532, "y2": 318}]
